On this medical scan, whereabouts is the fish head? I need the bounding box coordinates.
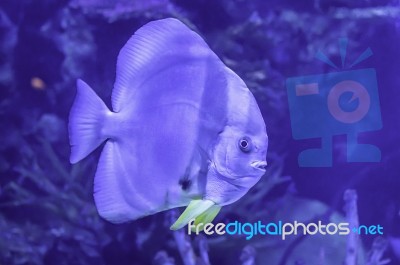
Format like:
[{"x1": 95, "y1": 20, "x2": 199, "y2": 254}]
[
  {"x1": 206, "y1": 85, "x2": 268, "y2": 205},
  {"x1": 212, "y1": 124, "x2": 268, "y2": 184}
]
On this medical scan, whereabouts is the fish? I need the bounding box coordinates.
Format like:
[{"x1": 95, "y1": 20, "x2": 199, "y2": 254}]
[{"x1": 68, "y1": 18, "x2": 268, "y2": 230}]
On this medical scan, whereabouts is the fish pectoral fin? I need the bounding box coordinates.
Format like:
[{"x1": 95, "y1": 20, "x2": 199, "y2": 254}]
[
  {"x1": 170, "y1": 199, "x2": 215, "y2": 230},
  {"x1": 191, "y1": 205, "x2": 221, "y2": 232}
]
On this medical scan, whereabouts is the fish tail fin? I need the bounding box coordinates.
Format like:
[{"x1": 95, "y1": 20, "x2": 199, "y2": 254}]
[{"x1": 69, "y1": 79, "x2": 111, "y2": 164}]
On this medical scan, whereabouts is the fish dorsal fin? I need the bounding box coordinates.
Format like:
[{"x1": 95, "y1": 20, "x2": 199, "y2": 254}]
[{"x1": 112, "y1": 18, "x2": 218, "y2": 112}]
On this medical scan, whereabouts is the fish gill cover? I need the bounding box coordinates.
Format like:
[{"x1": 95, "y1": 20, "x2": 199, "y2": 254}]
[{"x1": 0, "y1": 0, "x2": 399, "y2": 265}]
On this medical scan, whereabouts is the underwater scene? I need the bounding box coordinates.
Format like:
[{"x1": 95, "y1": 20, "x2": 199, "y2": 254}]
[{"x1": 1, "y1": 0, "x2": 400, "y2": 264}]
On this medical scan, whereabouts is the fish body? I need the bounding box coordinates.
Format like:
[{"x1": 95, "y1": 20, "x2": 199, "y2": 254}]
[{"x1": 68, "y1": 18, "x2": 268, "y2": 229}]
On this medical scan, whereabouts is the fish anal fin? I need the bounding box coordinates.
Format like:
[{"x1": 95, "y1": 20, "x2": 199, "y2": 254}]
[{"x1": 94, "y1": 141, "x2": 138, "y2": 223}]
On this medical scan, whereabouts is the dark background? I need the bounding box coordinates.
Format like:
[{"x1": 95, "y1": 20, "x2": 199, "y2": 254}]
[{"x1": 0, "y1": 0, "x2": 399, "y2": 264}]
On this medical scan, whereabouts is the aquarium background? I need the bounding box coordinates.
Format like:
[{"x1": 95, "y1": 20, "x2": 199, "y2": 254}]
[{"x1": 1, "y1": 0, "x2": 400, "y2": 264}]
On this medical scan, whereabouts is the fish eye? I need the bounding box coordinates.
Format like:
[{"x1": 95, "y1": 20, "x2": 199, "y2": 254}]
[{"x1": 238, "y1": 136, "x2": 252, "y2": 153}]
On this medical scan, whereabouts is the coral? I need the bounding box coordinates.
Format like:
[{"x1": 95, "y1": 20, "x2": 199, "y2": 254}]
[
  {"x1": 240, "y1": 245, "x2": 256, "y2": 265},
  {"x1": 344, "y1": 189, "x2": 360, "y2": 265},
  {"x1": 366, "y1": 237, "x2": 390, "y2": 265},
  {"x1": 70, "y1": 0, "x2": 173, "y2": 22}
]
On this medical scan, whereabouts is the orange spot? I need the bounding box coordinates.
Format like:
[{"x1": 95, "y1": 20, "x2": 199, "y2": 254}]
[{"x1": 31, "y1": 77, "x2": 46, "y2": 90}]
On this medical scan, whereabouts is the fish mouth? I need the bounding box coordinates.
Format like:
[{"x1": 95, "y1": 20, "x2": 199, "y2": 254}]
[{"x1": 251, "y1": 161, "x2": 268, "y2": 171}]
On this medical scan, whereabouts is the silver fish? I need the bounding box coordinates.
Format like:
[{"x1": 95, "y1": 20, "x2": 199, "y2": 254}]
[{"x1": 68, "y1": 18, "x2": 268, "y2": 230}]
